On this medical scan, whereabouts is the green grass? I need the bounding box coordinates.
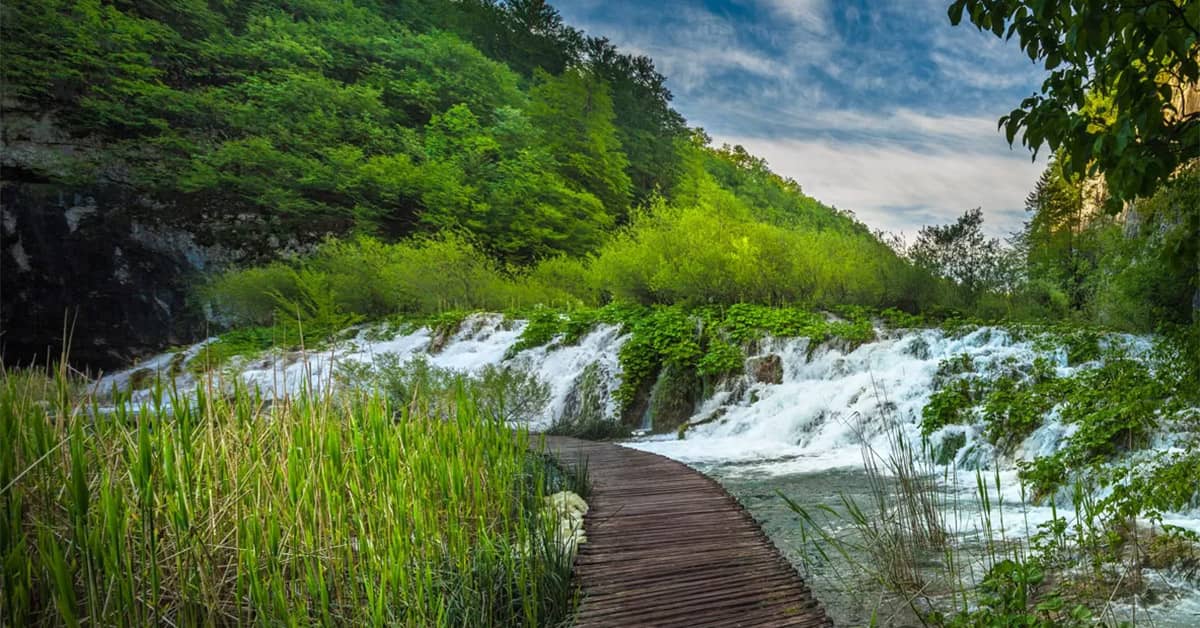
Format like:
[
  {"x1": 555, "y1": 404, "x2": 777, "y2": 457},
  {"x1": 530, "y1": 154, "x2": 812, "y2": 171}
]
[{"x1": 0, "y1": 365, "x2": 579, "y2": 626}]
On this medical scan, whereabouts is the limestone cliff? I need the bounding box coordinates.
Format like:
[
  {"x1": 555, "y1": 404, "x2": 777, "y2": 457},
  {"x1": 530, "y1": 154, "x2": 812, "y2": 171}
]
[{"x1": 0, "y1": 103, "x2": 312, "y2": 370}]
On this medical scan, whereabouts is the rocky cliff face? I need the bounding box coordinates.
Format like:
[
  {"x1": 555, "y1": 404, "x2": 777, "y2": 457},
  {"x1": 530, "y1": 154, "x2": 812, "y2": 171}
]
[
  {"x1": 1, "y1": 180, "x2": 208, "y2": 371},
  {"x1": 1, "y1": 104, "x2": 265, "y2": 371}
]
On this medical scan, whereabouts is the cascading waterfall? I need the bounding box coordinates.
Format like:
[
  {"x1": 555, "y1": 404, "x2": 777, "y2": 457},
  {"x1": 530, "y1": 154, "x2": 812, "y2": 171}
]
[
  {"x1": 96, "y1": 313, "x2": 630, "y2": 428},
  {"x1": 629, "y1": 326, "x2": 1155, "y2": 476},
  {"x1": 98, "y1": 317, "x2": 1171, "y2": 480}
]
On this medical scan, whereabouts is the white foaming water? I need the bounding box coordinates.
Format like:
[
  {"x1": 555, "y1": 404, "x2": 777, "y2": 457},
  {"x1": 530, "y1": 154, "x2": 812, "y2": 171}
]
[
  {"x1": 96, "y1": 313, "x2": 628, "y2": 429},
  {"x1": 626, "y1": 326, "x2": 1152, "y2": 477}
]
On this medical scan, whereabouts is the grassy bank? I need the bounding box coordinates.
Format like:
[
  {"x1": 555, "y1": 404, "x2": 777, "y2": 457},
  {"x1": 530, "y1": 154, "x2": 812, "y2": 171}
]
[{"x1": 0, "y1": 365, "x2": 578, "y2": 626}]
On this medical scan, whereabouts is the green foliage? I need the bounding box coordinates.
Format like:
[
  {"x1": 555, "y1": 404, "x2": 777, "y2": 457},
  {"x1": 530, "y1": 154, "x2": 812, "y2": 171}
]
[
  {"x1": 880, "y1": 307, "x2": 927, "y2": 329},
  {"x1": 505, "y1": 305, "x2": 612, "y2": 357},
  {"x1": 208, "y1": 233, "x2": 581, "y2": 328},
  {"x1": 605, "y1": 304, "x2": 879, "y2": 412},
  {"x1": 921, "y1": 321, "x2": 1198, "y2": 502},
  {"x1": 613, "y1": 307, "x2": 700, "y2": 409},
  {"x1": 593, "y1": 188, "x2": 924, "y2": 309},
  {"x1": 921, "y1": 378, "x2": 980, "y2": 436},
  {"x1": 1102, "y1": 450, "x2": 1200, "y2": 521},
  {"x1": 508, "y1": 307, "x2": 570, "y2": 356},
  {"x1": 949, "y1": 0, "x2": 1200, "y2": 205},
  {"x1": 937, "y1": 558, "x2": 1092, "y2": 628},
  {"x1": 719, "y1": 303, "x2": 830, "y2": 344},
  {"x1": 1094, "y1": 166, "x2": 1200, "y2": 330},
  {"x1": 701, "y1": 144, "x2": 856, "y2": 230},
  {"x1": 1017, "y1": 455, "x2": 1070, "y2": 502},
  {"x1": 1010, "y1": 160, "x2": 1198, "y2": 333},
  {"x1": 981, "y1": 373, "x2": 1057, "y2": 453},
  {"x1": 907, "y1": 208, "x2": 1014, "y2": 306},
  {"x1": 1054, "y1": 358, "x2": 1165, "y2": 459},
  {"x1": 934, "y1": 353, "x2": 976, "y2": 385},
  {"x1": 0, "y1": 0, "x2": 685, "y2": 264},
  {"x1": 336, "y1": 354, "x2": 550, "y2": 424},
  {"x1": 917, "y1": 336, "x2": 1188, "y2": 501},
  {"x1": 696, "y1": 340, "x2": 744, "y2": 378},
  {"x1": 527, "y1": 69, "x2": 632, "y2": 219},
  {"x1": 188, "y1": 326, "x2": 284, "y2": 374},
  {"x1": 1014, "y1": 158, "x2": 1100, "y2": 314}
]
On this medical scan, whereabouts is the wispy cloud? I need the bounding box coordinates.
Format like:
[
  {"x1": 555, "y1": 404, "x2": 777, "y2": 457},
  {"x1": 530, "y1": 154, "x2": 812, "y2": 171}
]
[
  {"x1": 553, "y1": 0, "x2": 1048, "y2": 235},
  {"x1": 747, "y1": 0, "x2": 830, "y2": 35},
  {"x1": 714, "y1": 133, "x2": 1045, "y2": 237}
]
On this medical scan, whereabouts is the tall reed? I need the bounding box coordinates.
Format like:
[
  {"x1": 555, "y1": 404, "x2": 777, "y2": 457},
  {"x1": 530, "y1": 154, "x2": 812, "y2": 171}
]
[{"x1": 0, "y1": 364, "x2": 577, "y2": 626}]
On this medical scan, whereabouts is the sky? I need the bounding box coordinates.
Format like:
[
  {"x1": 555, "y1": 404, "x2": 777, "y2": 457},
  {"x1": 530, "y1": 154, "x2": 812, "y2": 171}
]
[{"x1": 554, "y1": 0, "x2": 1051, "y2": 239}]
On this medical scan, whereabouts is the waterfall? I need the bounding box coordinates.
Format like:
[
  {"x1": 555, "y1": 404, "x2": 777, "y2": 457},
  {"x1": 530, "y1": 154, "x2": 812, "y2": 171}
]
[
  {"x1": 95, "y1": 316, "x2": 1181, "y2": 484},
  {"x1": 629, "y1": 326, "x2": 1155, "y2": 476},
  {"x1": 96, "y1": 313, "x2": 629, "y2": 429},
  {"x1": 93, "y1": 315, "x2": 1200, "y2": 624}
]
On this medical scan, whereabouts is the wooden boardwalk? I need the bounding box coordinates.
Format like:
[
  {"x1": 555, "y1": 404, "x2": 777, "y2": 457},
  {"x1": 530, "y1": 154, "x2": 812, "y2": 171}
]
[{"x1": 541, "y1": 436, "x2": 833, "y2": 628}]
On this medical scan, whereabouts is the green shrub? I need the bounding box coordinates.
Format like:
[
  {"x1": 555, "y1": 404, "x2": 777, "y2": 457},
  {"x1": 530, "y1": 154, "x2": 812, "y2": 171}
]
[
  {"x1": 208, "y1": 233, "x2": 582, "y2": 329},
  {"x1": 937, "y1": 558, "x2": 1092, "y2": 628},
  {"x1": 1056, "y1": 358, "x2": 1164, "y2": 459},
  {"x1": 590, "y1": 194, "x2": 920, "y2": 309},
  {"x1": 205, "y1": 263, "x2": 301, "y2": 326},
  {"x1": 187, "y1": 326, "x2": 285, "y2": 373},
  {"x1": 921, "y1": 378, "x2": 980, "y2": 436},
  {"x1": 981, "y1": 375, "x2": 1056, "y2": 453},
  {"x1": 508, "y1": 307, "x2": 569, "y2": 356},
  {"x1": 335, "y1": 354, "x2": 550, "y2": 424},
  {"x1": 696, "y1": 339, "x2": 744, "y2": 377},
  {"x1": 1018, "y1": 455, "x2": 1069, "y2": 502}
]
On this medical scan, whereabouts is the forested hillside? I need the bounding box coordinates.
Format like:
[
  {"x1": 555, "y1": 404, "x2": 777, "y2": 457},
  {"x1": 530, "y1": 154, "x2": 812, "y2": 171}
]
[
  {"x1": 4, "y1": 0, "x2": 1195, "y2": 371},
  {"x1": 1, "y1": 0, "x2": 917, "y2": 368}
]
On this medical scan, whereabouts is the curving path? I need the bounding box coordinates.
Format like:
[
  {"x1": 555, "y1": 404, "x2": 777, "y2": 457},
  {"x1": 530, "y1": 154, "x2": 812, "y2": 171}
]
[{"x1": 541, "y1": 436, "x2": 833, "y2": 628}]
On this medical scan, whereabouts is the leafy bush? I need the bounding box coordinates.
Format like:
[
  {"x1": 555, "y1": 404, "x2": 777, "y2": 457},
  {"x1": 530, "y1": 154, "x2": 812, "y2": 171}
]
[
  {"x1": 981, "y1": 374, "x2": 1057, "y2": 453},
  {"x1": 921, "y1": 378, "x2": 980, "y2": 436},
  {"x1": 696, "y1": 339, "x2": 744, "y2": 377},
  {"x1": 590, "y1": 194, "x2": 920, "y2": 309},
  {"x1": 937, "y1": 558, "x2": 1092, "y2": 628},
  {"x1": 208, "y1": 233, "x2": 581, "y2": 329},
  {"x1": 187, "y1": 326, "x2": 285, "y2": 374}
]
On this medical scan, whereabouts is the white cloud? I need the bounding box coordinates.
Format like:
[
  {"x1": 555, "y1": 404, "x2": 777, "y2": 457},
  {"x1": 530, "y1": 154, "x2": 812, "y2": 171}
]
[
  {"x1": 713, "y1": 133, "x2": 1046, "y2": 238},
  {"x1": 751, "y1": 0, "x2": 830, "y2": 35},
  {"x1": 558, "y1": 3, "x2": 835, "y2": 91}
]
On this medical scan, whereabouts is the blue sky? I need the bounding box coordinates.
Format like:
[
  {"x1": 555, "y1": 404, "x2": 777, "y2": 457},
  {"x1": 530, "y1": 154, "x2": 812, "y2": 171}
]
[{"x1": 555, "y1": 0, "x2": 1050, "y2": 238}]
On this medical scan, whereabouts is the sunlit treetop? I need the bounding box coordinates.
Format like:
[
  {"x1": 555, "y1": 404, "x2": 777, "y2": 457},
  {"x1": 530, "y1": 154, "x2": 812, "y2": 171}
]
[{"x1": 950, "y1": 0, "x2": 1200, "y2": 209}]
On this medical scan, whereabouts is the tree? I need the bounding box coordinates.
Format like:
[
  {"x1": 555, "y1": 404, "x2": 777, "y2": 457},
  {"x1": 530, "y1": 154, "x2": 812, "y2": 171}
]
[
  {"x1": 1016, "y1": 158, "x2": 1105, "y2": 311},
  {"x1": 527, "y1": 68, "x2": 633, "y2": 219},
  {"x1": 582, "y1": 36, "x2": 687, "y2": 204},
  {"x1": 908, "y1": 209, "x2": 1012, "y2": 303},
  {"x1": 949, "y1": 0, "x2": 1200, "y2": 206}
]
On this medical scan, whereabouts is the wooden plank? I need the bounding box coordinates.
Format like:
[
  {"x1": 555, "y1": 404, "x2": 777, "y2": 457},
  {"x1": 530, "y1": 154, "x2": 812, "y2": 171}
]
[{"x1": 539, "y1": 436, "x2": 833, "y2": 627}]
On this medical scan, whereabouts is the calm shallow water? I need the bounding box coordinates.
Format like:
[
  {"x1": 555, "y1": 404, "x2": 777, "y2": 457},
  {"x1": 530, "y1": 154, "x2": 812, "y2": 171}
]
[{"x1": 659, "y1": 455, "x2": 1200, "y2": 628}]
